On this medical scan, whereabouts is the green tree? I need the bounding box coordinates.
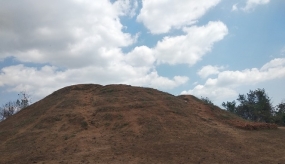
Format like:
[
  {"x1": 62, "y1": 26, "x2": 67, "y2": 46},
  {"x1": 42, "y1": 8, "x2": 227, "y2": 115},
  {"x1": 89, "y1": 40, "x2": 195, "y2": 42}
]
[
  {"x1": 222, "y1": 88, "x2": 274, "y2": 123},
  {"x1": 274, "y1": 101, "x2": 285, "y2": 125},
  {"x1": 222, "y1": 100, "x2": 236, "y2": 113}
]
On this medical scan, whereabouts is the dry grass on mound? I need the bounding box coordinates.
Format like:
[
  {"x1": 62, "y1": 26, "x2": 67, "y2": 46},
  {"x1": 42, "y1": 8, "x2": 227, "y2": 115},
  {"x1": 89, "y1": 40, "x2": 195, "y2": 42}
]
[{"x1": 0, "y1": 84, "x2": 284, "y2": 164}]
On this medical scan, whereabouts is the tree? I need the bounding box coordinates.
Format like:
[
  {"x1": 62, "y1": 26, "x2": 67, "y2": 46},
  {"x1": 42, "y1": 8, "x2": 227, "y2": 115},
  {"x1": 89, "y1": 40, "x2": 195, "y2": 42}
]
[
  {"x1": 0, "y1": 101, "x2": 16, "y2": 121},
  {"x1": 222, "y1": 88, "x2": 274, "y2": 123},
  {"x1": 274, "y1": 101, "x2": 285, "y2": 125},
  {"x1": 200, "y1": 96, "x2": 214, "y2": 105},
  {"x1": 0, "y1": 92, "x2": 31, "y2": 121},
  {"x1": 17, "y1": 91, "x2": 30, "y2": 109},
  {"x1": 222, "y1": 101, "x2": 236, "y2": 113}
]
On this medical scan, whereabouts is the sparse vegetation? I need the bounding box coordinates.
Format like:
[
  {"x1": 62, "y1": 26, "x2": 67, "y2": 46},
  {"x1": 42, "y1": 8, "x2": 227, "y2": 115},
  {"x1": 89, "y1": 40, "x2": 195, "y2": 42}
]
[
  {"x1": 81, "y1": 120, "x2": 88, "y2": 129},
  {"x1": 112, "y1": 122, "x2": 129, "y2": 130},
  {"x1": 0, "y1": 92, "x2": 31, "y2": 121},
  {"x1": 200, "y1": 96, "x2": 214, "y2": 105},
  {"x1": 102, "y1": 113, "x2": 114, "y2": 121}
]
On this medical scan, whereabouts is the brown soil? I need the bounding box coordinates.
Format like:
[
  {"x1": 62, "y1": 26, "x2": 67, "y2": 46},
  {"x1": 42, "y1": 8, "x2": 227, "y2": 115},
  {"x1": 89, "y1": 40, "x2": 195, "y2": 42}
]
[{"x1": 0, "y1": 84, "x2": 284, "y2": 164}]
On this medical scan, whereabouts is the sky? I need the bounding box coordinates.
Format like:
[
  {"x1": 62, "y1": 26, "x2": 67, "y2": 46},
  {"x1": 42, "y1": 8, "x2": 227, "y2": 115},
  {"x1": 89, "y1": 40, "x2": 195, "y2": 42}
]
[{"x1": 0, "y1": 0, "x2": 285, "y2": 107}]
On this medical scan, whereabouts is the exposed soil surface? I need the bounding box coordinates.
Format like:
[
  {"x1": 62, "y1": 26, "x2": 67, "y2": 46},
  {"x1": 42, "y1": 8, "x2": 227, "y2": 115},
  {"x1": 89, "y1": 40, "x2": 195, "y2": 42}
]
[{"x1": 0, "y1": 84, "x2": 284, "y2": 164}]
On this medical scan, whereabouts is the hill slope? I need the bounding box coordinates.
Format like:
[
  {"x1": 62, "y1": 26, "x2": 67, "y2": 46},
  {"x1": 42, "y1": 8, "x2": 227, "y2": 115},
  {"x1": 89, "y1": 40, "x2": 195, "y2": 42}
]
[{"x1": 0, "y1": 84, "x2": 284, "y2": 164}]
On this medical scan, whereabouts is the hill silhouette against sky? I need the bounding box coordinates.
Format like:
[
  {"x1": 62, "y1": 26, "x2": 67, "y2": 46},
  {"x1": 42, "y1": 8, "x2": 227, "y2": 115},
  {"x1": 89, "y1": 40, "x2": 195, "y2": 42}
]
[{"x1": 0, "y1": 84, "x2": 284, "y2": 163}]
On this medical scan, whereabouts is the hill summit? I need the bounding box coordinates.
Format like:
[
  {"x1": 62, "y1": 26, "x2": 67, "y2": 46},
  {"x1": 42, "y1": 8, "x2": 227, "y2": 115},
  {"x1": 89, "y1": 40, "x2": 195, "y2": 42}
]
[{"x1": 0, "y1": 84, "x2": 283, "y2": 163}]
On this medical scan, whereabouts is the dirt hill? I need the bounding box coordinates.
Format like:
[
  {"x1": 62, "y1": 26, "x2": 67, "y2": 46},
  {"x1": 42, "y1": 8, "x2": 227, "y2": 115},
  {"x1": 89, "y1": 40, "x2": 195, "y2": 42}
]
[{"x1": 0, "y1": 84, "x2": 284, "y2": 164}]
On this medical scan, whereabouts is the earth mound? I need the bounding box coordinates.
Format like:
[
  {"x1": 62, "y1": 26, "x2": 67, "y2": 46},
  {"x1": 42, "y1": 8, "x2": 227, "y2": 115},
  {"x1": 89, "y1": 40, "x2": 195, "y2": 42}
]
[{"x1": 0, "y1": 84, "x2": 283, "y2": 164}]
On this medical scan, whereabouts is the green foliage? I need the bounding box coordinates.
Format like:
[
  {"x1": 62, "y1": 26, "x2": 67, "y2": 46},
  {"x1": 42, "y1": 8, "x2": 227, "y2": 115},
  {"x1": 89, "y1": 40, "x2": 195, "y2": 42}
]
[
  {"x1": 200, "y1": 96, "x2": 214, "y2": 105},
  {"x1": 274, "y1": 101, "x2": 285, "y2": 125},
  {"x1": 222, "y1": 88, "x2": 274, "y2": 123},
  {"x1": 222, "y1": 101, "x2": 236, "y2": 113}
]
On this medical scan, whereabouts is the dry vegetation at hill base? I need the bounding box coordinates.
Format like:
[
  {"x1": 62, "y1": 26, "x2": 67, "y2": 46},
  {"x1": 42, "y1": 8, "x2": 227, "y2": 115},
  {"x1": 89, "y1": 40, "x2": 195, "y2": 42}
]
[{"x1": 0, "y1": 84, "x2": 284, "y2": 164}]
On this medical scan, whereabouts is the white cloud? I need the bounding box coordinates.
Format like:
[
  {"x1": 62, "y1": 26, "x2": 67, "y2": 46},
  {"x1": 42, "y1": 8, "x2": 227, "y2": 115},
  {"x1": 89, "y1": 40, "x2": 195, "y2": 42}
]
[
  {"x1": 182, "y1": 58, "x2": 285, "y2": 101},
  {"x1": 0, "y1": 0, "x2": 135, "y2": 68},
  {"x1": 0, "y1": 0, "x2": 230, "y2": 102},
  {"x1": 261, "y1": 58, "x2": 285, "y2": 71},
  {"x1": 0, "y1": 63, "x2": 189, "y2": 101},
  {"x1": 126, "y1": 72, "x2": 189, "y2": 90},
  {"x1": 197, "y1": 65, "x2": 224, "y2": 78},
  {"x1": 137, "y1": 0, "x2": 221, "y2": 34},
  {"x1": 0, "y1": 43, "x2": 189, "y2": 100},
  {"x1": 125, "y1": 46, "x2": 155, "y2": 67},
  {"x1": 232, "y1": 4, "x2": 238, "y2": 11},
  {"x1": 154, "y1": 21, "x2": 228, "y2": 66},
  {"x1": 0, "y1": 65, "x2": 64, "y2": 97},
  {"x1": 181, "y1": 85, "x2": 237, "y2": 101},
  {"x1": 113, "y1": 0, "x2": 139, "y2": 17},
  {"x1": 242, "y1": 0, "x2": 270, "y2": 11}
]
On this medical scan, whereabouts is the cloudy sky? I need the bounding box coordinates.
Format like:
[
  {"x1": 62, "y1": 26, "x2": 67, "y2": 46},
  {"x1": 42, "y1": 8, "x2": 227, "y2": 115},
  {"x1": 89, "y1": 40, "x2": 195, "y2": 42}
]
[{"x1": 0, "y1": 0, "x2": 285, "y2": 107}]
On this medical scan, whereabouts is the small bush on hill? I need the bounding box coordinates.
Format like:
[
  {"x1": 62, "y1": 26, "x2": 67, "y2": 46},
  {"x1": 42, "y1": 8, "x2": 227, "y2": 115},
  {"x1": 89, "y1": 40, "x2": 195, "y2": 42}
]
[{"x1": 200, "y1": 96, "x2": 214, "y2": 105}]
